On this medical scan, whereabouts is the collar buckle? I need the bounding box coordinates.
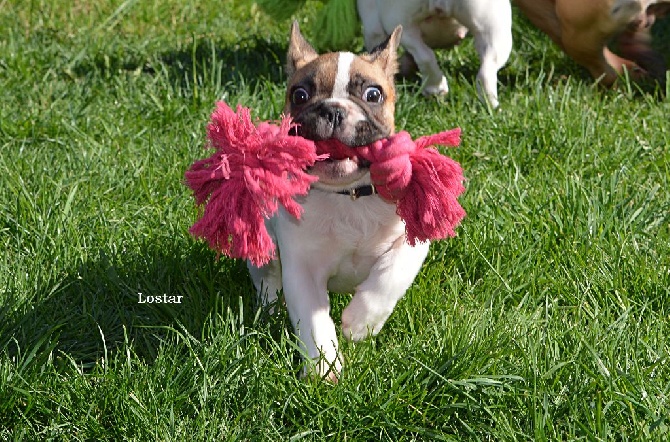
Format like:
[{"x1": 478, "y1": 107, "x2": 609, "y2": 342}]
[{"x1": 344, "y1": 184, "x2": 376, "y2": 200}]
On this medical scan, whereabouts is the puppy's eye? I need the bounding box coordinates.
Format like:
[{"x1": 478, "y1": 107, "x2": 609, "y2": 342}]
[
  {"x1": 363, "y1": 86, "x2": 383, "y2": 103},
  {"x1": 291, "y1": 87, "x2": 310, "y2": 105}
]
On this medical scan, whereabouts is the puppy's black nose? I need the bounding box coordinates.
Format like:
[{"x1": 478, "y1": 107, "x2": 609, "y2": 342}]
[{"x1": 319, "y1": 105, "x2": 345, "y2": 128}]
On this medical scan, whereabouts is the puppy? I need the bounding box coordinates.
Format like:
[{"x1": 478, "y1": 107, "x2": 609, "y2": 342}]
[
  {"x1": 247, "y1": 22, "x2": 430, "y2": 381},
  {"x1": 356, "y1": 0, "x2": 514, "y2": 107},
  {"x1": 514, "y1": 0, "x2": 670, "y2": 85}
]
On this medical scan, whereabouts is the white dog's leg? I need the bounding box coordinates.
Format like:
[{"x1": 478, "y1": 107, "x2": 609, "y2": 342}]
[
  {"x1": 247, "y1": 218, "x2": 284, "y2": 310},
  {"x1": 470, "y1": 7, "x2": 512, "y2": 108},
  {"x1": 281, "y1": 260, "x2": 342, "y2": 380},
  {"x1": 400, "y1": 26, "x2": 449, "y2": 96},
  {"x1": 341, "y1": 239, "x2": 430, "y2": 341},
  {"x1": 358, "y1": 0, "x2": 388, "y2": 49}
]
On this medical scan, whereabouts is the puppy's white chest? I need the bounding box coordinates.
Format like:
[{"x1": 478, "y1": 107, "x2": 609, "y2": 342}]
[{"x1": 274, "y1": 191, "x2": 406, "y2": 292}]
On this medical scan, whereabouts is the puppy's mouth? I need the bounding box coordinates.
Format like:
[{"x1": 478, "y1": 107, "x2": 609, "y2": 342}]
[
  {"x1": 290, "y1": 123, "x2": 377, "y2": 188},
  {"x1": 308, "y1": 155, "x2": 370, "y2": 188},
  {"x1": 288, "y1": 102, "x2": 389, "y2": 188},
  {"x1": 289, "y1": 120, "x2": 381, "y2": 149}
]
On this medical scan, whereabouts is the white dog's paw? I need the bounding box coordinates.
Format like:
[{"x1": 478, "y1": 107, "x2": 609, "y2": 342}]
[
  {"x1": 341, "y1": 302, "x2": 392, "y2": 342},
  {"x1": 422, "y1": 75, "x2": 449, "y2": 96}
]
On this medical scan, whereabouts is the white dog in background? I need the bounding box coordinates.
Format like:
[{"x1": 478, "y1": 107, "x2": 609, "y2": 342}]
[{"x1": 357, "y1": 0, "x2": 513, "y2": 107}]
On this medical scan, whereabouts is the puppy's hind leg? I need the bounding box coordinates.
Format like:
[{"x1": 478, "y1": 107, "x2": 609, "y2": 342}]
[
  {"x1": 471, "y1": 6, "x2": 513, "y2": 108},
  {"x1": 341, "y1": 239, "x2": 430, "y2": 342},
  {"x1": 247, "y1": 259, "x2": 283, "y2": 312}
]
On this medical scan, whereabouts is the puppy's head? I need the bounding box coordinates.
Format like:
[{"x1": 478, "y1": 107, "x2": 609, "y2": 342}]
[{"x1": 284, "y1": 22, "x2": 402, "y2": 188}]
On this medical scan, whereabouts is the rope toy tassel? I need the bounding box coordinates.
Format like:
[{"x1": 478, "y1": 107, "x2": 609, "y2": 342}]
[
  {"x1": 396, "y1": 130, "x2": 466, "y2": 245},
  {"x1": 185, "y1": 102, "x2": 318, "y2": 266}
]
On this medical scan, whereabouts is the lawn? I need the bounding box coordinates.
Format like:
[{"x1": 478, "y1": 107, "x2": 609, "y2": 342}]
[{"x1": 1, "y1": 0, "x2": 669, "y2": 440}]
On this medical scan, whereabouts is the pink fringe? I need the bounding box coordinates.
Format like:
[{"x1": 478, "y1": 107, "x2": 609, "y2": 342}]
[{"x1": 184, "y1": 102, "x2": 318, "y2": 266}]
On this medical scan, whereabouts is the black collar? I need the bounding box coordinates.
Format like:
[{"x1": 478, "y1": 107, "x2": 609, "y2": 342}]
[{"x1": 336, "y1": 184, "x2": 377, "y2": 200}]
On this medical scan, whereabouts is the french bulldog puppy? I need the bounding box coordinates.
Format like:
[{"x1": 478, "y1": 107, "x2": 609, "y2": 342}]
[
  {"x1": 514, "y1": 0, "x2": 670, "y2": 85},
  {"x1": 356, "y1": 0, "x2": 513, "y2": 107},
  {"x1": 247, "y1": 22, "x2": 430, "y2": 381}
]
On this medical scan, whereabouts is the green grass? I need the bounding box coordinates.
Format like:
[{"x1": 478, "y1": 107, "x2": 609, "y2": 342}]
[{"x1": 1, "y1": 0, "x2": 669, "y2": 440}]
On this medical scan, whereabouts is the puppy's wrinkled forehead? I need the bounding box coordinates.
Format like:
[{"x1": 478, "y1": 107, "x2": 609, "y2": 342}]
[{"x1": 287, "y1": 51, "x2": 394, "y2": 101}]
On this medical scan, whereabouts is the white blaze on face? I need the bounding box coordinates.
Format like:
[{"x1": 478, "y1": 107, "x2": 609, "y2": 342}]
[
  {"x1": 329, "y1": 51, "x2": 365, "y2": 125},
  {"x1": 332, "y1": 52, "x2": 355, "y2": 99}
]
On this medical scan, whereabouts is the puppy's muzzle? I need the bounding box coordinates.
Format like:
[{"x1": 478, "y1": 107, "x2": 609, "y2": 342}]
[
  {"x1": 319, "y1": 104, "x2": 345, "y2": 130},
  {"x1": 290, "y1": 102, "x2": 350, "y2": 141}
]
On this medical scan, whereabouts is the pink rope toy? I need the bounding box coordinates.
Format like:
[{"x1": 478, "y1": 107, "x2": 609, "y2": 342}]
[{"x1": 185, "y1": 101, "x2": 466, "y2": 266}]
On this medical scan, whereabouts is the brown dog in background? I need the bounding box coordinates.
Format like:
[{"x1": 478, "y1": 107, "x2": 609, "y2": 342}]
[{"x1": 515, "y1": 0, "x2": 670, "y2": 85}]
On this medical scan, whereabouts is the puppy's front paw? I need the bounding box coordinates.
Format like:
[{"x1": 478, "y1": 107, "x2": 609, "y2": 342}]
[
  {"x1": 422, "y1": 75, "x2": 449, "y2": 96},
  {"x1": 302, "y1": 355, "x2": 343, "y2": 383},
  {"x1": 341, "y1": 300, "x2": 393, "y2": 342}
]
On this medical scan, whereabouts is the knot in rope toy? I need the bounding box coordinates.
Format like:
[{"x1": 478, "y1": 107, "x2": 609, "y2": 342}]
[{"x1": 185, "y1": 101, "x2": 466, "y2": 266}]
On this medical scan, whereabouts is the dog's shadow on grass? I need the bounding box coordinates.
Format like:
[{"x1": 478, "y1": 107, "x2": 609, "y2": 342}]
[
  {"x1": 1, "y1": 240, "x2": 287, "y2": 368},
  {"x1": 7, "y1": 36, "x2": 294, "y2": 368},
  {"x1": 66, "y1": 34, "x2": 288, "y2": 98},
  {"x1": 157, "y1": 36, "x2": 287, "y2": 91}
]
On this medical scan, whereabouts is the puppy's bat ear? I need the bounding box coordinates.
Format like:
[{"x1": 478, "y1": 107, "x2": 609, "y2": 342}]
[
  {"x1": 286, "y1": 21, "x2": 319, "y2": 77},
  {"x1": 368, "y1": 25, "x2": 402, "y2": 77}
]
